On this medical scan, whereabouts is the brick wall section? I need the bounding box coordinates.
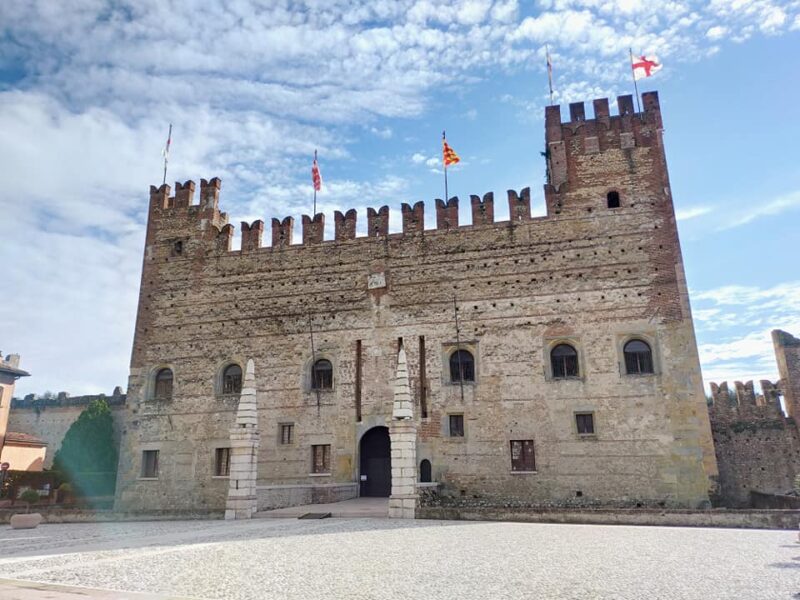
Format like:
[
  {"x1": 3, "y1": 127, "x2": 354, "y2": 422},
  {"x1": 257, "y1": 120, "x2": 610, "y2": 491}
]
[
  {"x1": 708, "y1": 379, "x2": 800, "y2": 507},
  {"x1": 114, "y1": 91, "x2": 717, "y2": 512},
  {"x1": 708, "y1": 330, "x2": 800, "y2": 506},
  {"x1": 774, "y1": 329, "x2": 800, "y2": 418}
]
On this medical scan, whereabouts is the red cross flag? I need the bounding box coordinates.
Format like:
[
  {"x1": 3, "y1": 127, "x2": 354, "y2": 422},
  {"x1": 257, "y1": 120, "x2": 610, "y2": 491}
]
[{"x1": 632, "y1": 55, "x2": 662, "y2": 80}]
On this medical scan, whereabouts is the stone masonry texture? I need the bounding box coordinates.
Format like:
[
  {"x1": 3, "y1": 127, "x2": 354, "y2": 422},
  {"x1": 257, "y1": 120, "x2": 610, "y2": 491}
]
[
  {"x1": 708, "y1": 329, "x2": 800, "y2": 507},
  {"x1": 114, "y1": 91, "x2": 718, "y2": 513}
]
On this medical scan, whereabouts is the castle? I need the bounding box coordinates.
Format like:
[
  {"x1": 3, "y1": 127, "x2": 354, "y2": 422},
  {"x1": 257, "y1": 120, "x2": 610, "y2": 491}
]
[{"x1": 113, "y1": 91, "x2": 721, "y2": 516}]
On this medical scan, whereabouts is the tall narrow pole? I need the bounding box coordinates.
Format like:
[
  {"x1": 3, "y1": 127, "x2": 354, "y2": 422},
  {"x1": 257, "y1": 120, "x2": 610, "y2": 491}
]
[
  {"x1": 546, "y1": 44, "x2": 554, "y2": 105},
  {"x1": 453, "y1": 294, "x2": 465, "y2": 403},
  {"x1": 442, "y1": 130, "x2": 449, "y2": 201},
  {"x1": 162, "y1": 123, "x2": 172, "y2": 186},
  {"x1": 629, "y1": 48, "x2": 642, "y2": 114},
  {"x1": 313, "y1": 149, "x2": 318, "y2": 215}
]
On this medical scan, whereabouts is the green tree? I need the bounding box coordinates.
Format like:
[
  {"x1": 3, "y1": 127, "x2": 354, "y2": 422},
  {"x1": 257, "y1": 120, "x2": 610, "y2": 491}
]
[{"x1": 53, "y1": 398, "x2": 118, "y2": 498}]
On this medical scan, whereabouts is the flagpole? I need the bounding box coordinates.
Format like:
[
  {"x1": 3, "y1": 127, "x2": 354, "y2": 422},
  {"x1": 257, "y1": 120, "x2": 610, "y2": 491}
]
[
  {"x1": 313, "y1": 149, "x2": 318, "y2": 215},
  {"x1": 546, "y1": 44, "x2": 554, "y2": 105},
  {"x1": 162, "y1": 123, "x2": 172, "y2": 186},
  {"x1": 442, "y1": 131, "x2": 449, "y2": 201},
  {"x1": 629, "y1": 48, "x2": 642, "y2": 114}
]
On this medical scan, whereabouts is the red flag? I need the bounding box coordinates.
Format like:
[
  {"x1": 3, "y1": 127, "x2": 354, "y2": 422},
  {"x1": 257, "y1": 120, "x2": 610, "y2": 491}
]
[{"x1": 311, "y1": 150, "x2": 322, "y2": 192}]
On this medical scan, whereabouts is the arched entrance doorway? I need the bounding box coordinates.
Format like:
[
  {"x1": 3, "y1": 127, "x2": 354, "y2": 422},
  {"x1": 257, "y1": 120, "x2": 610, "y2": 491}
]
[{"x1": 359, "y1": 426, "x2": 391, "y2": 497}]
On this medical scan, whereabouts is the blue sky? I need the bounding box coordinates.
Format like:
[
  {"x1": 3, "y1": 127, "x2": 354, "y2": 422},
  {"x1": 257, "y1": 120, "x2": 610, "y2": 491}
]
[{"x1": 1, "y1": 0, "x2": 799, "y2": 397}]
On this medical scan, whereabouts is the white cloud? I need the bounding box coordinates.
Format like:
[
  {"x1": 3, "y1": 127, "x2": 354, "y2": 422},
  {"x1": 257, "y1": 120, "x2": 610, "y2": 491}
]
[
  {"x1": 675, "y1": 205, "x2": 713, "y2": 221},
  {"x1": 721, "y1": 189, "x2": 800, "y2": 229},
  {"x1": 706, "y1": 25, "x2": 728, "y2": 39},
  {"x1": 411, "y1": 153, "x2": 427, "y2": 164},
  {"x1": 2, "y1": 0, "x2": 799, "y2": 395}
]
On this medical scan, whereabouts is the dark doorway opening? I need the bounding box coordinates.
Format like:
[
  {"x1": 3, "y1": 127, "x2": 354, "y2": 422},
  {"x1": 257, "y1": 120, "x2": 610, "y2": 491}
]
[{"x1": 360, "y1": 426, "x2": 391, "y2": 497}]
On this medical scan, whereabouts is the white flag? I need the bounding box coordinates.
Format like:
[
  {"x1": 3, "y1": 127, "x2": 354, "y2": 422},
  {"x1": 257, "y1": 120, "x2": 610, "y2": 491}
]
[{"x1": 632, "y1": 55, "x2": 662, "y2": 80}]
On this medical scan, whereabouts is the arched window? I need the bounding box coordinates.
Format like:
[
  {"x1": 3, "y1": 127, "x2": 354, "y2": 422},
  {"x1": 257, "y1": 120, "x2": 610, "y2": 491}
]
[
  {"x1": 624, "y1": 339, "x2": 654, "y2": 374},
  {"x1": 607, "y1": 191, "x2": 620, "y2": 208},
  {"x1": 551, "y1": 344, "x2": 579, "y2": 378},
  {"x1": 449, "y1": 349, "x2": 475, "y2": 383},
  {"x1": 154, "y1": 368, "x2": 173, "y2": 399},
  {"x1": 311, "y1": 359, "x2": 333, "y2": 390},
  {"x1": 222, "y1": 364, "x2": 242, "y2": 395},
  {"x1": 420, "y1": 459, "x2": 432, "y2": 483}
]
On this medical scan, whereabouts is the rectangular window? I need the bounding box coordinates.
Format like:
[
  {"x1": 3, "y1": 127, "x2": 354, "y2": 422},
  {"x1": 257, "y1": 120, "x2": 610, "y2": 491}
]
[
  {"x1": 449, "y1": 414, "x2": 465, "y2": 437},
  {"x1": 510, "y1": 440, "x2": 535, "y2": 472},
  {"x1": 214, "y1": 447, "x2": 231, "y2": 476},
  {"x1": 142, "y1": 450, "x2": 159, "y2": 478},
  {"x1": 576, "y1": 413, "x2": 595, "y2": 435},
  {"x1": 280, "y1": 423, "x2": 294, "y2": 445},
  {"x1": 312, "y1": 444, "x2": 331, "y2": 474}
]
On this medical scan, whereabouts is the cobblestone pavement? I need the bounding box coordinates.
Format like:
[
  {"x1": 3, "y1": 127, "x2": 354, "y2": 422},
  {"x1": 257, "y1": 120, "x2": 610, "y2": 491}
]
[{"x1": 0, "y1": 518, "x2": 798, "y2": 599}]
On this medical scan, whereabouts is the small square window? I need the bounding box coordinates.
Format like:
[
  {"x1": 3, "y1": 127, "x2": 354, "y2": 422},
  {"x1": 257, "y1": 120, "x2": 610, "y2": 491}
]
[
  {"x1": 312, "y1": 444, "x2": 331, "y2": 473},
  {"x1": 214, "y1": 447, "x2": 231, "y2": 476},
  {"x1": 142, "y1": 450, "x2": 159, "y2": 478},
  {"x1": 280, "y1": 423, "x2": 294, "y2": 445},
  {"x1": 510, "y1": 440, "x2": 535, "y2": 472},
  {"x1": 449, "y1": 414, "x2": 464, "y2": 437},
  {"x1": 576, "y1": 413, "x2": 595, "y2": 435}
]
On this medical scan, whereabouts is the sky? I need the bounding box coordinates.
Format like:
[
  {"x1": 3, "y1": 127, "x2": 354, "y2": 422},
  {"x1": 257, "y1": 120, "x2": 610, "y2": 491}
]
[{"x1": 1, "y1": 0, "x2": 799, "y2": 398}]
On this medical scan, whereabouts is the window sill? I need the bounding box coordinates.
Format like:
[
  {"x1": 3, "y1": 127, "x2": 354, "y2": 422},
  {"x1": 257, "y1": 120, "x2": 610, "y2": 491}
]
[
  {"x1": 510, "y1": 471, "x2": 538, "y2": 475},
  {"x1": 138, "y1": 477, "x2": 159, "y2": 481},
  {"x1": 211, "y1": 475, "x2": 230, "y2": 479},
  {"x1": 445, "y1": 436, "x2": 466, "y2": 441},
  {"x1": 623, "y1": 372, "x2": 657, "y2": 378},
  {"x1": 547, "y1": 377, "x2": 583, "y2": 383},
  {"x1": 216, "y1": 393, "x2": 241, "y2": 401},
  {"x1": 577, "y1": 434, "x2": 597, "y2": 440},
  {"x1": 309, "y1": 472, "x2": 332, "y2": 477},
  {"x1": 444, "y1": 381, "x2": 476, "y2": 387}
]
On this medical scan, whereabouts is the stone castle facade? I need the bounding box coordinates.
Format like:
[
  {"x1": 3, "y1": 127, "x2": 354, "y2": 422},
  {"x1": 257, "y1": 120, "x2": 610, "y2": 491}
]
[{"x1": 113, "y1": 91, "x2": 719, "y2": 515}]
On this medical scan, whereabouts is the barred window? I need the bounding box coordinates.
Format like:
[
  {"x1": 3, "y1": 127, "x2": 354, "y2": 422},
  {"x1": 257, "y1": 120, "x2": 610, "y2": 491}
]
[
  {"x1": 312, "y1": 444, "x2": 331, "y2": 473},
  {"x1": 449, "y1": 349, "x2": 475, "y2": 383},
  {"x1": 214, "y1": 448, "x2": 231, "y2": 476},
  {"x1": 142, "y1": 450, "x2": 159, "y2": 478},
  {"x1": 576, "y1": 413, "x2": 595, "y2": 435},
  {"x1": 312, "y1": 359, "x2": 333, "y2": 390},
  {"x1": 154, "y1": 369, "x2": 173, "y2": 400},
  {"x1": 510, "y1": 440, "x2": 535, "y2": 472},
  {"x1": 449, "y1": 414, "x2": 464, "y2": 437},
  {"x1": 280, "y1": 423, "x2": 294, "y2": 445},
  {"x1": 222, "y1": 364, "x2": 242, "y2": 395},
  {"x1": 551, "y1": 344, "x2": 579, "y2": 378},
  {"x1": 624, "y1": 340, "x2": 654, "y2": 374}
]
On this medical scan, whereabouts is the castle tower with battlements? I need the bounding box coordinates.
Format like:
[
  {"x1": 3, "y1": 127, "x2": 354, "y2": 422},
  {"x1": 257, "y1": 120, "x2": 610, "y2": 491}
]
[{"x1": 114, "y1": 91, "x2": 718, "y2": 513}]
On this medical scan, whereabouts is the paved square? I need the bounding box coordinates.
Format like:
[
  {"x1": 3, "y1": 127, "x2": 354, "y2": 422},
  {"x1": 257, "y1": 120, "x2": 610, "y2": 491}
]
[{"x1": 0, "y1": 518, "x2": 797, "y2": 599}]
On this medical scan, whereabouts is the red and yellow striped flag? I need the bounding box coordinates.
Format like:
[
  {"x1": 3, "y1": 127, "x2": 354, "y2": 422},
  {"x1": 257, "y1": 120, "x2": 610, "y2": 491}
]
[{"x1": 442, "y1": 131, "x2": 460, "y2": 167}]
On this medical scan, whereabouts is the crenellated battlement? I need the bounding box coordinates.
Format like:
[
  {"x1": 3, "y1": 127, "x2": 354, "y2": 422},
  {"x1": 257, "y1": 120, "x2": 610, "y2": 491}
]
[
  {"x1": 148, "y1": 177, "x2": 539, "y2": 254},
  {"x1": 707, "y1": 380, "x2": 785, "y2": 423},
  {"x1": 543, "y1": 91, "x2": 665, "y2": 214}
]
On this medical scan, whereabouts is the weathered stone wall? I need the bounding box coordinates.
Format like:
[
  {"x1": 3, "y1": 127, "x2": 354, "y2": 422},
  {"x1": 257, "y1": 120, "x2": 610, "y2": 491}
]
[
  {"x1": 708, "y1": 331, "x2": 800, "y2": 507},
  {"x1": 8, "y1": 390, "x2": 126, "y2": 468},
  {"x1": 115, "y1": 91, "x2": 717, "y2": 513}
]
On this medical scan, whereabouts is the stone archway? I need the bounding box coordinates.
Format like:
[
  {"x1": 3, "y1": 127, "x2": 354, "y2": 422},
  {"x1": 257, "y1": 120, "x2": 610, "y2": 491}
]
[{"x1": 359, "y1": 426, "x2": 391, "y2": 497}]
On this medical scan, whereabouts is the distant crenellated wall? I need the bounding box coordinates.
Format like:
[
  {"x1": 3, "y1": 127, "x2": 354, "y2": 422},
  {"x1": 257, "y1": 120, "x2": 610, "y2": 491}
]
[
  {"x1": 708, "y1": 330, "x2": 800, "y2": 507},
  {"x1": 8, "y1": 388, "x2": 127, "y2": 469}
]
